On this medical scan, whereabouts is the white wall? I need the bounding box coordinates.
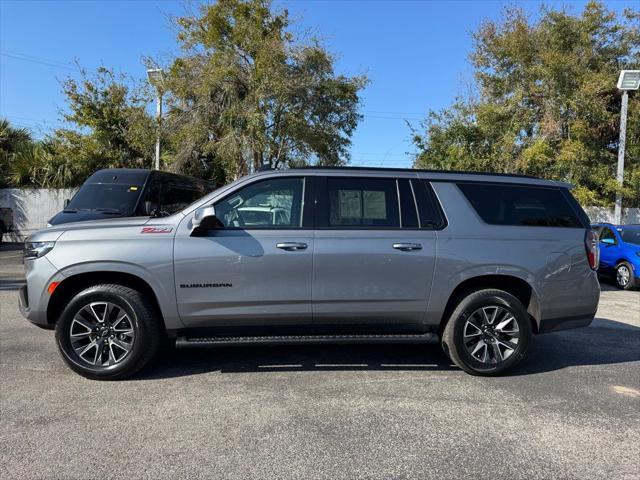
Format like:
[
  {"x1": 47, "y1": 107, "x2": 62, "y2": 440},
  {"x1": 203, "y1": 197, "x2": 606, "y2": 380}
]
[
  {"x1": 584, "y1": 207, "x2": 640, "y2": 224},
  {"x1": 0, "y1": 188, "x2": 77, "y2": 240}
]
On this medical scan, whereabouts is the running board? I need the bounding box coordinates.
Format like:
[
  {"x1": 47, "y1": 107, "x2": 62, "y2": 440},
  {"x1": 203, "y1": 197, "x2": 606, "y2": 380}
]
[{"x1": 175, "y1": 333, "x2": 437, "y2": 348}]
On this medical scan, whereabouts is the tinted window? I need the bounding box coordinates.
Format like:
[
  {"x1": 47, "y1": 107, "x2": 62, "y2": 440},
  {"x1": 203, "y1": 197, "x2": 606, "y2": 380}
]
[
  {"x1": 162, "y1": 186, "x2": 202, "y2": 214},
  {"x1": 458, "y1": 183, "x2": 583, "y2": 228},
  {"x1": 398, "y1": 180, "x2": 419, "y2": 228},
  {"x1": 415, "y1": 180, "x2": 446, "y2": 229},
  {"x1": 142, "y1": 176, "x2": 206, "y2": 216},
  {"x1": 620, "y1": 228, "x2": 640, "y2": 246},
  {"x1": 215, "y1": 177, "x2": 304, "y2": 229},
  {"x1": 67, "y1": 183, "x2": 142, "y2": 213},
  {"x1": 323, "y1": 177, "x2": 399, "y2": 228}
]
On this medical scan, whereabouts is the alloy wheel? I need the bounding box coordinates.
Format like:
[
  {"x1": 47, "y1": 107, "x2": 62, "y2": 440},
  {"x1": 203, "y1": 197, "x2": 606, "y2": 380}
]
[
  {"x1": 69, "y1": 302, "x2": 135, "y2": 367},
  {"x1": 463, "y1": 305, "x2": 520, "y2": 364},
  {"x1": 617, "y1": 265, "x2": 630, "y2": 288}
]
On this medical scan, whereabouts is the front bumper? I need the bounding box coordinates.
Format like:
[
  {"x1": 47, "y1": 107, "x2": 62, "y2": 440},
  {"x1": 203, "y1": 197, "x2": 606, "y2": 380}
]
[{"x1": 19, "y1": 256, "x2": 63, "y2": 328}]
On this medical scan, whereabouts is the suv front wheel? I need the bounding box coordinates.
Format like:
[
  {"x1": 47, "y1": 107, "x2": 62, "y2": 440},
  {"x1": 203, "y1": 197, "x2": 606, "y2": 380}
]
[
  {"x1": 441, "y1": 289, "x2": 532, "y2": 376},
  {"x1": 55, "y1": 284, "x2": 161, "y2": 380}
]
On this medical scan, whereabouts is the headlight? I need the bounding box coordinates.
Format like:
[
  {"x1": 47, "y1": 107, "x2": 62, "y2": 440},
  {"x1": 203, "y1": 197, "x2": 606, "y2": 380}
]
[{"x1": 24, "y1": 241, "x2": 55, "y2": 259}]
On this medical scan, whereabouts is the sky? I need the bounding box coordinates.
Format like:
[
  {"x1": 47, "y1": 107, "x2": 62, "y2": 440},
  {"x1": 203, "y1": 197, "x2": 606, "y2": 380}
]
[{"x1": 0, "y1": 0, "x2": 636, "y2": 168}]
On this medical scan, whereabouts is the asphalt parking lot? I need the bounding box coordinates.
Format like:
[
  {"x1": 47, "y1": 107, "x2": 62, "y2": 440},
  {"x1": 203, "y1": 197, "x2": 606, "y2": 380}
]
[{"x1": 1, "y1": 242, "x2": 639, "y2": 479}]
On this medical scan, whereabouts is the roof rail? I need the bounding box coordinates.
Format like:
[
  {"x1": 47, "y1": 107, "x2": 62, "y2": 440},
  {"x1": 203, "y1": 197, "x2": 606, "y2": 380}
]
[{"x1": 289, "y1": 165, "x2": 538, "y2": 180}]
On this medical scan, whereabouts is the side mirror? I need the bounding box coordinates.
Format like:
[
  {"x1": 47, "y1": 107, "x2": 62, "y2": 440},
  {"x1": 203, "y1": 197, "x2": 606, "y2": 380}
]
[
  {"x1": 600, "y1": 238, "x2": 615, "y2": 245},
  {"x1": 63, "y1": 199, "x2": 70, "y2": 208},
  {"x1": 191, "y1": 205, "x2": 222, "y2": 235}
]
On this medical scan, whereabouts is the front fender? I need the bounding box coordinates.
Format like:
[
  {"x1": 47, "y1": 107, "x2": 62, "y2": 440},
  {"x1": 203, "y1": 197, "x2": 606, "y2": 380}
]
[{"x1": 53, "y1": 260, "x2": 183, "y2": 330}]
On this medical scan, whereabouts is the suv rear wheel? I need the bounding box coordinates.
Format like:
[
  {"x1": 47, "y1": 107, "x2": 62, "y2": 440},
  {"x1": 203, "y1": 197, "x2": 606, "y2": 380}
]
[
  {"x1": 441, "y1": 289, "x2": 531, "y2": 376},
  {"x1": 55, "y1": 284, "x2": 161, "y2": 380}
]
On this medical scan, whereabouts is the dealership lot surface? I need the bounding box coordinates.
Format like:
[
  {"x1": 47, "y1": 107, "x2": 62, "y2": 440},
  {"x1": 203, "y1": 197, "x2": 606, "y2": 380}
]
[{"x1": 1, "y1": 243, "x2": 638, "y2": 480}]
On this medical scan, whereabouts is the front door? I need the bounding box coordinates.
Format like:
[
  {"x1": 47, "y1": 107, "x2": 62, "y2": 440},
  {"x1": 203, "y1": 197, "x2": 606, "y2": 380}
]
[
  {"x1": 312, "y1": 176, "x2": 437, "y2": 330},
  {"x1": 174, "y1": 176, "x2": 314, "y2": 328},
  {"x1": 598, "y1": 226, "x2": 619, "y2": 274}
]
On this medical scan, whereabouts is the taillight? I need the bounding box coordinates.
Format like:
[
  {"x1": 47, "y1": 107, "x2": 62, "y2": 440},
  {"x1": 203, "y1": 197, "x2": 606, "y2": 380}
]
[{"x1": 585, "y1": 229, "x2": 599, "y2": 270}]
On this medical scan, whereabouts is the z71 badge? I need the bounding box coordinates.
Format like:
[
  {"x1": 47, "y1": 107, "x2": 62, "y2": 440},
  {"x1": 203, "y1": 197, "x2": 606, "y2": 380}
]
[{"x1": 141, "y1": 227, "x2": 173, "y2": 234}]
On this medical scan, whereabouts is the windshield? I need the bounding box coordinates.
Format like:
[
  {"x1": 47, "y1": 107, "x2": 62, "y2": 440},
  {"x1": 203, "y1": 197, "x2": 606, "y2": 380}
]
[
  {"x1": 67, "y1": 183, "x2": 142, "y2": 213},
  {"x1": 620, "y1": 228, "x2": 640, "y2": 246}
]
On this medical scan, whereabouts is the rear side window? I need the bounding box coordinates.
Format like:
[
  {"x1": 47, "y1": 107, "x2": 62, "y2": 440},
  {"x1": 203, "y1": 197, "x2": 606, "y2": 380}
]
[
  {"x1": 457, "y1": 183, "x2": 584, "y2": 228},
  {"x1": 322, "y1": 177, "x2": 400, "y2": 228}
]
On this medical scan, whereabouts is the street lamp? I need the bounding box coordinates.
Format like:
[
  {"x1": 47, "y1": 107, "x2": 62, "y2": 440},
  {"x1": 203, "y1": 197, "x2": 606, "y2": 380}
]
[
  {"x1": 147, "y1": 68, "x2": 165, "y2": 170},
  {"x1": 614, "y1": 70, "x2": 640, "y2": 224}
]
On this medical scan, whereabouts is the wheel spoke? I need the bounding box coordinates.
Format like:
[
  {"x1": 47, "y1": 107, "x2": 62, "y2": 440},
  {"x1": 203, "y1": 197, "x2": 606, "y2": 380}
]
[
  {"x1": 490, "y1": 342, "x2": 503, "y2": 362},
  {"x1": 487, "y1": 307, "x2": 499, "y2": 325},
  {"x1": 495, "y1": 316, "x2": 518, "y2": 334},
  {"x1": 470, "y1": 339, "x2": 487, "y2": 362},
  {"x1": 89, "y1": 303, "x2": 106, "y2": 323},
  {"x1": 108, "y1": 342, "x2": 119, "y2": 365},
  {"x1": 464, "y1": 321, "x2": 482, "y2": 338},
  {"x1": 75, "y1": 340, "x2": 99, "y2": 365},
  {"x1": 70, "y1": 318, "x2": 93, "y2": 338},
  {"x1": 111, "y1": 337, "x2": 132, "y2": 354},
  {"x1": 112, "y1": 313, "x2": 128, "y2": 330}
]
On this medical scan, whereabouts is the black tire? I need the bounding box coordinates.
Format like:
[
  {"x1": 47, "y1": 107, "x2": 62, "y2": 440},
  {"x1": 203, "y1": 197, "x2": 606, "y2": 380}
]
[
  {"x1": 55, "y1": 284, "x2": 162, "y2": 380},
  {"x1": 441, "y1": 289, "x2": 532, "y2": 376},
  {"x1": 615, "y1": 261, "x2": 635, "y2": 290}
]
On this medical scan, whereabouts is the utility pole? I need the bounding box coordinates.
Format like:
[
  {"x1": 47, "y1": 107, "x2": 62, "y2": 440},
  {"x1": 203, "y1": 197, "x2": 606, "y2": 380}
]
[
  {"x1": 155, "y1": 91, "x2": 163, "y2": 170},
  {"x1": 614, "y1": 90, "x2": 628, "y2": 225},
  {"x1": 147, "y1": 68, "x2": 165, "y2": 171},
  {"x1": 614, "y1": 70, "x2": 640, "y2": 225}
]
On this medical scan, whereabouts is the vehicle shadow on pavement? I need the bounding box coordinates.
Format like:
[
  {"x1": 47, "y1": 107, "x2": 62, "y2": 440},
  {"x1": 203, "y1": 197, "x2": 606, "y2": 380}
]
[{"x1": 136, "y1": 317, "x2": 640, "y2": 380}]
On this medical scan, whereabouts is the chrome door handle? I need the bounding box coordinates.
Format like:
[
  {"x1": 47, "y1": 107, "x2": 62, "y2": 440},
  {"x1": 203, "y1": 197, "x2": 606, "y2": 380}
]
[
  {"x1": 276, "y1": 242, "x2": 308, "y2": 251},
  {"x1": 392, "y1": 243, "x2": 422, "y2": 251}
]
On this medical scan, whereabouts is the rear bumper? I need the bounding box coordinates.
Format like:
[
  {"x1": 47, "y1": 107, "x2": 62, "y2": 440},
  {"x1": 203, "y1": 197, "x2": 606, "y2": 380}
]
[{"x1": 537, "y1": 312, "x2": 595, "y2": 334}]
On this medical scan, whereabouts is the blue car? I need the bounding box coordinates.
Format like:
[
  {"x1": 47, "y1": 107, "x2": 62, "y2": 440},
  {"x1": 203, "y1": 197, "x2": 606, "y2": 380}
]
[{"x1": 592, "y1": 223, "x2": 640, "y2": 290}]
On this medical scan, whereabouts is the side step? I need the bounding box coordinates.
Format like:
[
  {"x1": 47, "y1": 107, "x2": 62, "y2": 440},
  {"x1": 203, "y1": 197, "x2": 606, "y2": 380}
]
[{"x1": 175, "y1": 333, "x2": 437, "y2": 348}]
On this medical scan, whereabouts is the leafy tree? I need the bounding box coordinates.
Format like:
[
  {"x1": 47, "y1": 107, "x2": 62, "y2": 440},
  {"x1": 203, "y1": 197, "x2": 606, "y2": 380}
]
[
  {"x1": 0, "y1": 119, "x2": 34, "y2": 187},
  {"x1": 58, "y1": 67, "x2": 156, "y2": 173},
  {"x1": 163, "y1": 0, "x2": 367, "y2": 181},
  {"x1": 412, "y1": 1, "x2": 640, "y2": 206}
]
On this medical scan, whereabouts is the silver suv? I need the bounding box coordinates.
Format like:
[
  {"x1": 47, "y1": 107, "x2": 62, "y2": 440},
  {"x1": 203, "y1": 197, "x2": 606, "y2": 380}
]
[{"x1": 19, "y1": 167, "x2": 600, "y2": 380}]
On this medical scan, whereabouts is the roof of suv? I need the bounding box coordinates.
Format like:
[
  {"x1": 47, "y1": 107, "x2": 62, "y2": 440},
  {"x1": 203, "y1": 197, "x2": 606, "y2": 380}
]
[{"x1": 278, "y1": 166, "x2": 572, "y2": 188}]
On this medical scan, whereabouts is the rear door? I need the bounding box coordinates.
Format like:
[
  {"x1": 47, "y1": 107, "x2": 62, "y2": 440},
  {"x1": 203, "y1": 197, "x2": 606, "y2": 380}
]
[{"x1": 311, "y1": 175, "x2": 438, "y2": 329}]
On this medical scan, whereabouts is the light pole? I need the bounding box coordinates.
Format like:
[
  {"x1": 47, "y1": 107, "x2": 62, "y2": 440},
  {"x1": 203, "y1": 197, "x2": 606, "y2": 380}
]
[
  {"x1": 147, "y1": 68, "x2": 165, "y2": 170},
  {"x1": 614, "y1": 70, "x2": 640, "y2": 224}
]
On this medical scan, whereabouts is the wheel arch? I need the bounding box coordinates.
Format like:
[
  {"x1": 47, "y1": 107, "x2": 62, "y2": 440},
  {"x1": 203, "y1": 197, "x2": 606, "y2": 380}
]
[
  {"x1": 47, "y1": 271, "x2": 164, "y2": 329},
  {"x1": 438, "y1": 274, "x2": 540, "y2": 335}
]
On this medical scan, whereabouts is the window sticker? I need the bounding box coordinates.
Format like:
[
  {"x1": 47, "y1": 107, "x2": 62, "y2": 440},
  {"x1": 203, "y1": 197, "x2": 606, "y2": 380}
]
[
  {"x1": 363, "y1": 191, "x2": 386, "y2": 219},
  {"x1": 339, "y1": 190, "x2": 362, "y2": 218}
]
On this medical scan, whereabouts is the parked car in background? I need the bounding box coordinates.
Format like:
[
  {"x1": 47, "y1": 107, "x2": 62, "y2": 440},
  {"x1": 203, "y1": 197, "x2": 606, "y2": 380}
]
[
  {"x1": 48, "y1": 169, "x2": 214, "y2": 226},
  {"x1": 592, "y1": 223, "x2": 640, "y2": 290},
  {"x1": 20, "y1": 167, "x2": 600, "y2": 380},
  {"x1": 0, "y1": 207, "x2": 13, "y2": 244}
]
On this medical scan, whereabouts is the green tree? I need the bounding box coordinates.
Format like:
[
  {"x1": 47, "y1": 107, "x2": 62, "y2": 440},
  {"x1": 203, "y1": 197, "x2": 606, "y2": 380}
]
[
  {"x1": 163, "y1": 0, "x2": 367, "y2": 182},
  {"x1": 0, "y1": 119, "x2": 34, "y2": 187},
  {"x1": 57, "y1": 67, "x2": 156, "y2": 174},
  {"x1": 412, "y1": 1, "x2": 640, "y2": 206}
]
